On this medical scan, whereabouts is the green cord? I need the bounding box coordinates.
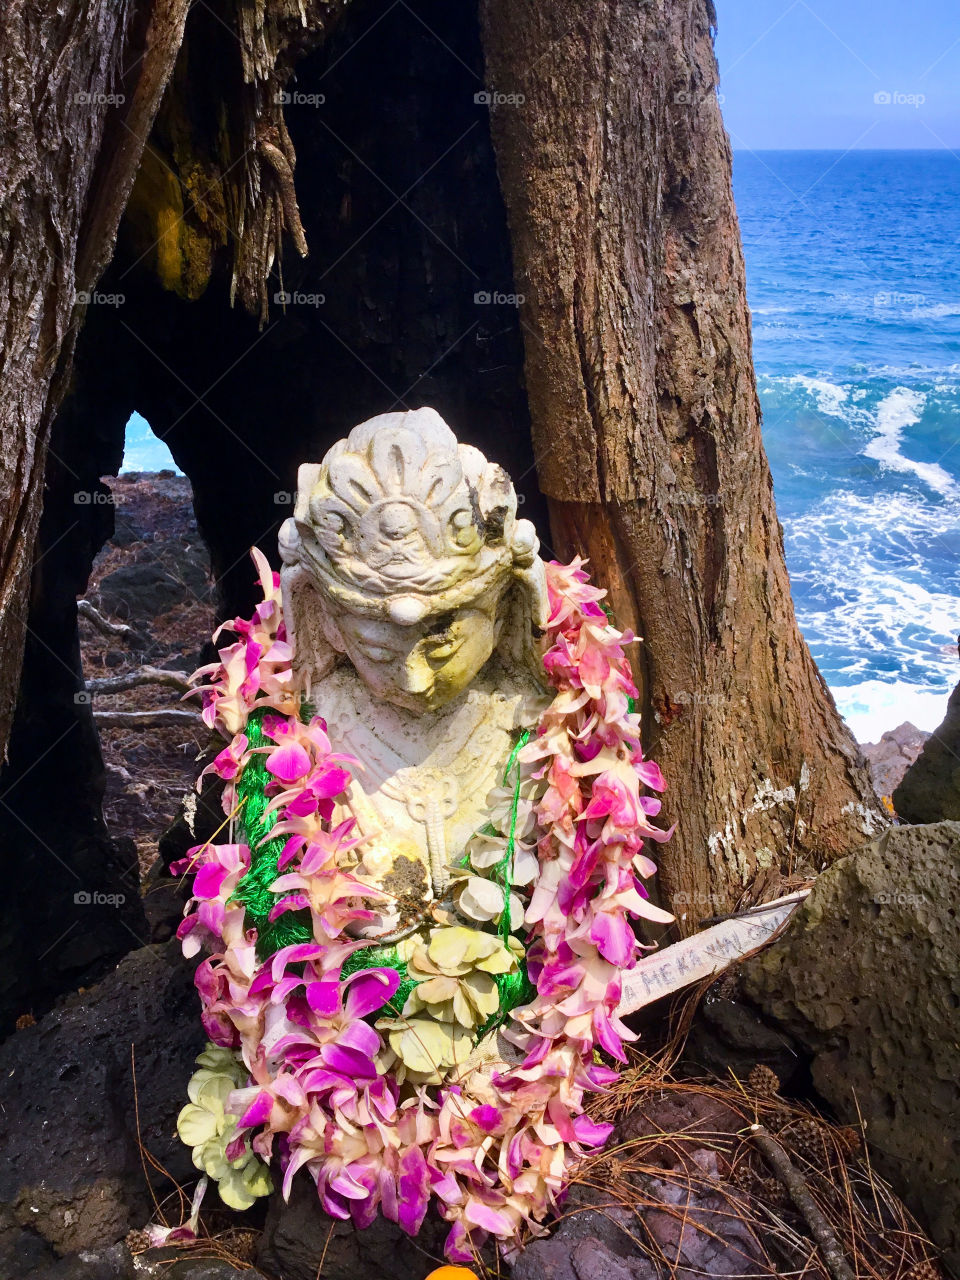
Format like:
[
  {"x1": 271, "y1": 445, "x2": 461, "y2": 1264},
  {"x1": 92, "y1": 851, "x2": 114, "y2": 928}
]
[{"x1": 492, "y1": 730, "x2": 530, "y2": 941}]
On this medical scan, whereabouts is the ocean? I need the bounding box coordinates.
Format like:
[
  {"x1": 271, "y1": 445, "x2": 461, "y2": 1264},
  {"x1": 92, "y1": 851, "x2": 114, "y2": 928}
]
[
  {"x1": 734, "y1": 150, "x2": 960, "y2": 742},
  {"x1": 120, "y1": 150, "x2": 960, "y2": 743}
]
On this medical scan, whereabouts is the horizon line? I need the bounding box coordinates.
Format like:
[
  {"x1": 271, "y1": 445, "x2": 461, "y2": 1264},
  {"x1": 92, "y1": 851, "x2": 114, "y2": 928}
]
[{"x1": 732, "y1": 145, "x2": 958, "y2": 153}]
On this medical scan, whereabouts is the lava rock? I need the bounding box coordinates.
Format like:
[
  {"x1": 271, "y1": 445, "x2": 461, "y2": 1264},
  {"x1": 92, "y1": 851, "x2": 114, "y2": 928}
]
[
  {"x1": 894, "y1": 681, "x2": 960, "y2": 821},
  {"x1": 512, "y1": 1159, "x2": 769, "y2": 1280},
  {"x1": 0, "y1": 1203, "x2": 58, "y2": 1277},
  {"x1": 35, "y1": 1243, "x2": 133, "y2": 1279},
  {"x1": 134, "y1": 1255, "x2": 267, "y2": 1280},
  {"x1": 97, "y1": 551, "x2": 210, "y2": 623},
  {"x1": 742, "y1": 821, "x2": 960, "y2": 1272},
  {"x1": 0, "y1": 942, "x2": 206, "y2": 1257},
  {"x1": 859, "y1": 721, "x2": 929, "y2": 799},
  {"x1": 0, "y1": 1209, "x2": 134, "y2": 1280},
  {"x1": 680, "y1": 987, "x2": 803, "y2": 1089},
  {"x1": 256, "y1": 1174, "x2": 451, "y2": 1280},
  {"x1": 511, "y1": 1192, "x2": 657, "y2": 1280}
]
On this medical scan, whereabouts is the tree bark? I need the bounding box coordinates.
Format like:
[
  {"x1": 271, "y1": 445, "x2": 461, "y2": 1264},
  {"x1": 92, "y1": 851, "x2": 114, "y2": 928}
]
[
  {"x1": 0, "y1": 0, "x2": 189, "y2": 763},
  {"x1": 480, "y1": 0, "x2": 885, "y2": 915}
]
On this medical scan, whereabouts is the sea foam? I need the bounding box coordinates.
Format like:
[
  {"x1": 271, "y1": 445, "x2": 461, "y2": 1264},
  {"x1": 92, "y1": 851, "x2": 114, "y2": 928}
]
[{"x1": 864, "y1": 388, "x2": 958, "y2": 498}]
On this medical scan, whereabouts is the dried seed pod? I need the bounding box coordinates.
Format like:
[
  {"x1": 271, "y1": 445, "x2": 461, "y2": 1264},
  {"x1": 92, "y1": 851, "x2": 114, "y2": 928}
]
[
  {"x1": 833, "y1": 1124, "x2": 862, "y2": 1156},
  {"x1": 218, "y1": 1229, "x2": 260, "y2": 1263},
  {"x1": 756, "y1": 1175, "x2": 789, "y2": 1207},
  {"x1": 765, "y1": 1105, "x2": 793, "y2": 1132},
  {"x1": 782, "y1": 1116, "x2": 826, "y2": 1163},
  {"x1": 124, "y1": 1229, "x2": 151, "y2": 1255},
  {"x1": 747, "y1": 1063, "x2": 781, "y2": 1097},
  {"x1": 902, "y1": 1259, "x2": 940, "y2": 1280}
]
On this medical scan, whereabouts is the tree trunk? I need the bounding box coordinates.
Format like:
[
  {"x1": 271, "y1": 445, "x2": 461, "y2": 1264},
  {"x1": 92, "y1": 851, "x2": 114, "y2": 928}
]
[
  {"x1": 0, "y1": 0, "x2": 189, "y2": 763},
  {"x1": 480, "y1": 0, "x2": 885, "y2": 918}
]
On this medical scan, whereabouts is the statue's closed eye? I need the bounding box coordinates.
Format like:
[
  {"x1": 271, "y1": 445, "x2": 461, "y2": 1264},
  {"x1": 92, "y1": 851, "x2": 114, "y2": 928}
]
[
  {"x1": 424, "y1": 638, "x2": 463, "y2": 662},
  {"x1": 357, "y1": 643, "x2": 403, "y2": 663}
]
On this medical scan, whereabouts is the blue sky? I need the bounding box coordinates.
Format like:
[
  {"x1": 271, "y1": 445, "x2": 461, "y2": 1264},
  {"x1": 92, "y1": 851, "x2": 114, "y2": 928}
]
[
  {"x1": 715, "y1": 0, "x2": 960, "y2": 149},
  {"x1": 123, "y1": 410, "x2": 181, "y2": 473}
]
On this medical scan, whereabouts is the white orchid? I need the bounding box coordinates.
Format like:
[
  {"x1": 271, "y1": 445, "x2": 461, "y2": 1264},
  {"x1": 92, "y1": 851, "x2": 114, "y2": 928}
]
[
  {"x1": 456, "y1": 874, "x2": 524, "y2": 929},
  {"x1": 176, "y1": 1044, "x2": 274, "y2": 1211}
]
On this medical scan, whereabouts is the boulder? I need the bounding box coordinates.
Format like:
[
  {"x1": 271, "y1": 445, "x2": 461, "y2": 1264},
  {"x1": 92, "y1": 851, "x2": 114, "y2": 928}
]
[
  {"x1": 97, "y1": 551, "x2": 210, "y2": 623},
  {"x1": 256, "y1": 1174, "x2": 453, "y2": 1280},
  {"x1": 742, "y1": 821, "x2": 960, "y2": 1272},
  {"x1": 0, "y1": 943, "x2": 206, "y2": 1260},
  {"x1": 893, "y1": 681, "x2": 960, "y2": 821},
  {"x1": 859, "y1": 721, "x2": 928, "y2": 798},
  {"x1": 512, "y1": 1093, "x2": 773, "y2": 1280}
]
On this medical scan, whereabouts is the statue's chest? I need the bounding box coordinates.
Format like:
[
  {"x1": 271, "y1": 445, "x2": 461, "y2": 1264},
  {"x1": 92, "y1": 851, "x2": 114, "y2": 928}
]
[{"x1": 314, "y1": 668, "x2": 537, "y2": 908}]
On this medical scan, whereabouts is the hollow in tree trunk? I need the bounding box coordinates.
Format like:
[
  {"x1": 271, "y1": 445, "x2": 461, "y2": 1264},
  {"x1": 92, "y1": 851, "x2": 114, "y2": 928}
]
[{"x1": 0, "y1": 0, "x2": 190, "y2": 761}]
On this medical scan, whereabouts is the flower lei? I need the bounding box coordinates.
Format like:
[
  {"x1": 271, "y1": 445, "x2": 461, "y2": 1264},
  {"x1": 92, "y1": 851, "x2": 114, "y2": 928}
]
[{"x1": 174, "y1": 548, "x2": 673, "y2": 1259}]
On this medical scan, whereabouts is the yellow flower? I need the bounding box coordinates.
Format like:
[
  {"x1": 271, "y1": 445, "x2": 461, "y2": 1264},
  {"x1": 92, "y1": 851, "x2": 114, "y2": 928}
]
[
  {"x1": 376, "y1": 1015, "x2": 474, "y2": 1086},
  {"x1": 176, "y1": 1044, "x2": 273, "y2": 1211},
  {"x1": 375, "y1": 928, "x2": 521, "y2": 1083},
  {"x1": 404, "y1": 927, "x2": 520, "y2": 1030}
]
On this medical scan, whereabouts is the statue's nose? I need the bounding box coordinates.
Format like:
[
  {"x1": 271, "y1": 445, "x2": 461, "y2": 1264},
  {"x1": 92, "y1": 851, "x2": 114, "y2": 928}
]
[{"x1": 399, "y1": 651, "x2": 434, "y2": 694}]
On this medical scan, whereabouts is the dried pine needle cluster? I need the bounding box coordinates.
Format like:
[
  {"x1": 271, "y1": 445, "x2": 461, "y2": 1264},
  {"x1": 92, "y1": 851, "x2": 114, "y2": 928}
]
[{"x1": 563, "y1": 1052, "x2": 945, "y2": 1280}]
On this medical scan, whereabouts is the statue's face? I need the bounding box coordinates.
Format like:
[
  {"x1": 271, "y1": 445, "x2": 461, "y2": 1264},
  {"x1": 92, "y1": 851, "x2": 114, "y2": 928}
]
[{"x1": 327, "y1": 590, "x2": 502, "y2": 713}]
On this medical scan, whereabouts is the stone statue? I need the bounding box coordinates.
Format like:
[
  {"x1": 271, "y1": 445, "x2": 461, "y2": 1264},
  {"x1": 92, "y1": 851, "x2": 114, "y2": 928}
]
[
  {"x1": 177, "y1": 405, "x2": 670, "y2": 1251},
  {"x1": 277, "y1": 407, "x2": 551, "y2": 940}
]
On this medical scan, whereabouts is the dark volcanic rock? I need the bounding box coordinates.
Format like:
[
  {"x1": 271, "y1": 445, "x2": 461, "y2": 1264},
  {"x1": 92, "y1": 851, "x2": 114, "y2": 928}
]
[
  {"x1": 0, "y1": 943, "x2": 205, "y2": 1257},
  {"x1": 97, "y1": 549, "x2": 211, "y2": 622},
  {"x1": 680, "y1": 987, "x2": 803, "y2": 1089},
  {"x1": 742, "y1": 821, "x2": 960, "y2": 1273},
  {"x1": 894, "y1": 681, "x2": 960, "y2": 822},
  {"x1": 135, "y1": 1255, "x2": 267, "y2": 1280},
  {"x1": 511, "y1": 1190, "x2": 658, "y2": 1280},
  {"x1": 257, "y1": 1174, "x2": 451, "y2": 1280},
  {"x1": 512, "y1": 1141, "x2": 769, "y2": 1280}
]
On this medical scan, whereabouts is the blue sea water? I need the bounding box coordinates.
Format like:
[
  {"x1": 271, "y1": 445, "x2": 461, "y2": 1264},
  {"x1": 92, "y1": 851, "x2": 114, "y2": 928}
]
[
  {"x1": 734, "y1": 150, "x2": 960, "y2": 741},
  {"x1": 120, "y1": 151, "x2": 959, "y2": 741}
]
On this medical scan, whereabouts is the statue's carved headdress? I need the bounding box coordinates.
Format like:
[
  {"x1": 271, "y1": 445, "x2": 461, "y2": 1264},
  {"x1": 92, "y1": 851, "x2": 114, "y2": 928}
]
[{"x1": 279, "y1": 409, "x2": 547, "y2": 679}]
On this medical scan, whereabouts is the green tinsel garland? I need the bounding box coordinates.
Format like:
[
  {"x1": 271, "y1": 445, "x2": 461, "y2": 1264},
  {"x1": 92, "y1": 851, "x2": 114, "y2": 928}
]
[
  {"x1": 231, "y1": 705, "x2": 533, "y2": 1032},
  {"x1": 234, "y1": 709, "x2": 312, "y2": 956}
]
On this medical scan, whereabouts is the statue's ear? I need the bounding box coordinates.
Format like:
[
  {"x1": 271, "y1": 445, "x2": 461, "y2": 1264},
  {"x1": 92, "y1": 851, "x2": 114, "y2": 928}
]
[
  {"x1": 292, "y1": 463, "x2": 324, "y2": 527},
  {"x1": 280, "y1": 563, "x2": 339, "y2": 694},
  {"x1": 495, "y1": 558, "x2": 549, "y2": 685}
]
